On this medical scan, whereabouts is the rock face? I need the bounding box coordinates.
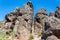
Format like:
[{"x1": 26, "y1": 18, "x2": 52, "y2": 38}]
[
  {"x1": 46, "y1": 35, "x2": 59, "y2": 40},
  {"x1": 35, "y1": 6, "x2": 60, "y2": 40},
  {"x1": 34, "y1": 8, "x2": 47, "y2": 35},
  {"x1": 49, "y1": 12, "x2": 55, "y2": 16},
  {"x1": 55, "y1": 6, "x2": 60, "y2": 18},
  {"x1": 0, "y1": 1, "x2": 60, "y2": 40},
  {"x1": 1, "y1": 1, "x2": 33, "y2": 40}
]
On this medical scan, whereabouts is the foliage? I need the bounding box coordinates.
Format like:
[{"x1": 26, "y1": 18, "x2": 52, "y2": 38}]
[
  {"x1": 37, "y1": 30, "x2": 42, "y2": 36},
  {"x1": 28, "y1": 34, "x2": 34, "y2": 40},
  {"x1": 0, "y1": 21, "x2": 2, "y2": 25},
  {"x1": 0, "y1": 29, "x2": 14, "y2": 40}
]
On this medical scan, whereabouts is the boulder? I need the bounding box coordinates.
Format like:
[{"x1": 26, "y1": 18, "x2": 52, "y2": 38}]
[
  {"x1": 49, "y1": 12, "x2": 55, "y2": 16},
  {"x1": 35, "y1": 6, "x2": 60, "y2": 40},
  {"x1": 46, "y1": 35, "x2": 59, "y2": 40},
  {"x1": 20, "y1": 1, "x2": 33, "y2": 15},
  {"x1": 55, "y1": 6, "x2": 60, "y2": 18}
]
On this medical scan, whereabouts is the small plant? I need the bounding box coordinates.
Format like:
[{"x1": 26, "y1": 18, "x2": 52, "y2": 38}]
[
  {"x1": 37, "y1": 30, "x2": 42, "y2": 36},
  {"x1": 0, "y1": 29, "x2": 14, "y2": 40},
  {"x1": 28, "y1": 34, "x2": 34, "y2": 40},
  {"x1": 0, "y1": 21, "x2": 2, "y2": 25},
  {"x1": 8, "y1": 29, "x2": 14, "y2": 36}
]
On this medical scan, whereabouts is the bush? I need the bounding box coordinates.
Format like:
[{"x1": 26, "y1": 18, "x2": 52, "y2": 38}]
[
  {"x1": 37, "y1": 30, "x2": 42, "y2": 36},
  {"x1": 0, "y1": 21, "x2": 2, "y2": 25},
  {"x1": 28, "y1": 34, "x2": 34, "y2": 40},
  {"x1": 0, "y1": 29, "x2": 14, "y2": 40}
]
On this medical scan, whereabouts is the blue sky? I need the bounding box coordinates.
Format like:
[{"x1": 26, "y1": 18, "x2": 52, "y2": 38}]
[{"x1": 0, "y1": 0, "x2": 60, "y2": 21}]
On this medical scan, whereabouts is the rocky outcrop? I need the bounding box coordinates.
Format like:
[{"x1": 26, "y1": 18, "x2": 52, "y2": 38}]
[
  {"x1": 46, "y1": 35, "x2": 60, "y2": 40},
  {"x1": 55, "y1": 6, "x2": 60, "y2": 18},
  {"x1": 49, "y1": 12, "x2": 55, "y2": 16},
  {"x1": 0, "y1": 1, "x2": 60, "y2": 40},
  {"x1": 1, "y1": 1, "x2": 33, "y2": 40},
  {"x1": 35, "y1": 6, "x2": 60, "y2": 40}
]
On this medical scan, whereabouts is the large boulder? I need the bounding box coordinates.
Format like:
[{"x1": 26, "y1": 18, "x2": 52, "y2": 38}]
[
  {"x1": 46, "y1": 35, "x2": 60, "y2": 40},
  {"x1": 5, "y1": 7, "x2": 20, "y2": 22},
  {"x1": 20, "y1": 1, "x2": 33, "y2": 15},
  {"x1": 13, "y1": 1, "x2": 33, "y2": 40},
  {"x1": 34, "y1": 8, "x2": 48, "y2": 37}
]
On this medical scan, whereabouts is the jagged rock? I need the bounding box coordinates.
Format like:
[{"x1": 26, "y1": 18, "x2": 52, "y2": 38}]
[
  {"x1": 5, "y1": 7, "x2": 21, "y2": 22},
  {"x1": 20, "y1": 1, "x2": 33, "y2": 15},
  {"x1": 5, "y1": 13, "x2": 17, "y2": 22},
  {"x1": 1, "y1": 1, "x2": 60, "y2": 40},
  {"x1": 1, "y1": 1, "x2": 33, "y2": 40},
  {"x1": 44, "y1": 16, "x2": 60, "y2": 39},
  {"x1": 55, "y1": 6, "x2": 60, "y2": 18},
  {"x1": 13, "y1": 1, "x2": 33, "y2": 40},
  {"x1": 34, "y1": 8, "x2": 48, "y2": 37},
  {"x1": 1, "y1": 22, "x2": 13, "y2": 32},
  {"x1": 13, "y1": 7, "x2": 20, "y2": 12},
  {"x1": 35, "y1": 6, "x2": 60, "y2": 40},
  {"x1": 13, "y1": 14, "x2": 32, "y2": 35},
  {"x1": 46, "y1": 35, "x2": 59, "y2": 40},
  {"x1": 49, "y1": 12, "x2": 55, "y2": 16},
  {"x1": 34, "y1": 22, "x2": 42, "y2": 35},
  {"x1": 35, "y1": 8, "x2": 48, "y2": 26},
  {"x1": 37, "y1": 8, "x2": 48, "y2": 16},
  {"x1": 13, "y1": 14, "x2": 33, "y2": 40}
]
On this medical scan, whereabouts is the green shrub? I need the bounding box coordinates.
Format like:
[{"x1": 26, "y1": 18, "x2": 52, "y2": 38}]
[
  {"x1": 37, "y1": 30, "x2": 42, "y2": 36},
  {"x1": 0, "y1": 29, "x2": 14, "y2": 40},
  {"x1": 28, "y1": 34, "x2": 34, "y2": 40},
  {"x1": 0, "y1": 21, "x2": 2, "y2": 25}
]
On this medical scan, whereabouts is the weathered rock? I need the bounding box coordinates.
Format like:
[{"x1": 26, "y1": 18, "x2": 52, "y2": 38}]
[
  {"x1": 5, "y1": 13, "x2": 17, "y2": 22},
  {"x1": 35, "y1": 6, "x2": 60, "y2": 40},
  {"x1": 1, "y1": 22, "x2": 13, "y2": 32},
  {"x1": 55, "y1": 6, "x2": 60, "y2": 18},
  {"x1": 1, "y1": 1, "x2": 60, "y2": 40},
  {"x1": 13, "y1": 7, "x2": 20, "y2": 12},
  {"x1": 5, "y1": 7, "x2": 21, "y2": 22},
  {"x1": 34, "y1": 8, "x2": 48, "y2": 38},
  {"x1": 13, "y1": 1, "x2": 33, "y2": 40},
  {"x1": 1, "y1": 1, "x2": 33, "y2": 40},
  {"x1": 49, "y1": 12, "x2": 55, "y2": 16},
  {"x1": 13, "y1": 14, "x2": 32, "y2": 35},
  {"x1": 46, "y1": 35, "x2": 60, "y2": 40},
  {"x1": 20, "y1": 1, "x2": 33, "y2": 15},
  {"x1": 37, "y1": 8, "x2": 48, "y2": 16},
  {"x1": 34, "y1": 22, "x2": 42, "y2": 35}
]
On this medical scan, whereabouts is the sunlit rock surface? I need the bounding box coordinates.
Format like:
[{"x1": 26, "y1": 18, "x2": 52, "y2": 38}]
[{"x1": 0, "y1": 1, "x2": 60, "y2": 40}]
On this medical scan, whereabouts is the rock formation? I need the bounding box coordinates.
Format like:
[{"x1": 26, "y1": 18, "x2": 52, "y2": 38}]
[
  {"x1": 55, "y1": 5, "x2": 60, "y2": 18},
  {"x1": 49, "y1": 12, "x2": 55, "y2": 16},
  {"x1": 1, "y1": 1, "x2": 33, "y2": 40},
  {"x1": 35, "y1": 6, "x2": 60, "y2": 40},
  {"x1": 0, "y1": 1, "x2": 60, "y2": 40}
]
